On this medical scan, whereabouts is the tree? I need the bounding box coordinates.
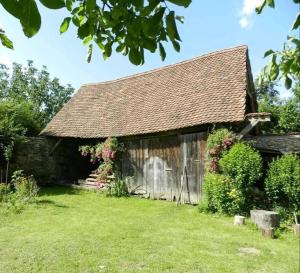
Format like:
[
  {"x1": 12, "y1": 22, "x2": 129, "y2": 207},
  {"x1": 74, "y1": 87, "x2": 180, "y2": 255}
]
[
  {"x1": 256, "y1": 0, "x2": 300, "y2": 89},
  {"x1": 0, "y1": 61, "x2": 74, "y2": 126},
  {"x1": 0, "y1": 0, "x2": 191, "y2": 65},
  {"x1": 256, "y1": 79, "x2": 300, "y2": 133}
]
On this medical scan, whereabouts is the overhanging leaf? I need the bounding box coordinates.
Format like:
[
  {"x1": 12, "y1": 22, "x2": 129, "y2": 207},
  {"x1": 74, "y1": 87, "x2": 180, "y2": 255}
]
[
  {"x1": 284, "y1": 76, "x2": 292, "y2": 89},
  {"x1": 19, "y1": 0, "x2": 41, "y2": 38},
  {"x1": 255, "y1": 0, "x2": 266, "y2": 14},
  {"x1": 159, "y1": 42, "x2": 166, "y2": 61},
  {"x1": 86, "y1": 44, "x2": 93, "y2": 63},
  {"x1": 166, "y1": 11, "x2": 181, "y2": 41},
  {"x1": 60, "y1": 17, "x2": 71, "y2": 34},
  {"x1": 166, "y1": 0, "x2": 191, "y2": 8},
  {"x1": 129, "y1": 47, "x2": 142, "y2": 65},
  {"x1": 264, "y1": 49, "x2": 275, "y2": 58},
  {"x1": 266, "y1": 0, "x2": 275, "y2": 8},
  {"x1": 86, "y1": 0, "x2": 96, "y2": 13},
  {"x1": 39, "y1": 0, "x2": 65, "y2": 9},
  {"x1": 0, "y1": 0, "x2": 21, "y2": 18},
  {"x1": 291, "y1": 13, "x2": 300, "y2": 30},
  {"x1": 0, "y1": 32, "x2": 14, "y2": 49}
]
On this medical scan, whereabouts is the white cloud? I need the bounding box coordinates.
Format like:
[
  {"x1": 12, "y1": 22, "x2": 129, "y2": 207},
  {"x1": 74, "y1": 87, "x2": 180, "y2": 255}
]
[
  {"x1": 0, "y1": 54, "x2": 12, "y2": 68},
  {"x1": 239, "y1": 0, "x2": 263, "y2": 29},
  {"x1": 239, "y1": 17, "x2": 250, "y2": 28}
]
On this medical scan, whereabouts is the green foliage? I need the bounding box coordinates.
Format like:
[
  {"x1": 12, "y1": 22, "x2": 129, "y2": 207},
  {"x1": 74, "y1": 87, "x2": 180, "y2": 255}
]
[
  {"x1": 256, "y1": 80, "x2": 300, "y2": 133},
  {"x1": 256, "y1": 1, "x2": 300, "y2": 89},
  {"x1": 219, "y1": 143, "x2": 262, "y2": 191},
  {"x1": 265, "y1": 154, "x2": 300, "y2": 214},
  {"x1": 0, "y1": 170, "x2": 39, "y2": 213},
  {"x1": 0, "y1": 0, "x2": 191, "y2": 65},
  {"x1": 203, "y1": 173, "x2": 242, "y2": 215},
  {"x1": 0, "y1": 183, "x2": 10, "y2": 202},
  {"x1": 207, "y1": 128, "x2": 234, "y2": 150},
  {"x1": 107, "y1": 177, "x2": 129, "y2": 197},
  {"x1": 11, "y1": 170, "x2": 39, "y2": 203},
  {"x1": 207, "y1": 128, "x2": 235, "y2": 173},
  {"x1": 0, "y1": 61, "x2": 74, "y2": 127},
  {"x1": 79, "y1": 137, "x2": 124, "y2": 192}
]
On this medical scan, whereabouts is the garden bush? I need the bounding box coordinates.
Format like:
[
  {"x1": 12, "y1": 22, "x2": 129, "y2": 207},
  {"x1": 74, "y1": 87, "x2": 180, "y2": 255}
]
[
  {"x1": 207, "y1": 128, "x2": 235, "y2": 172},
  {"x1": 107, "y1": 177, "x2": 129, "y2": 198},
  {"x1": 219, "y1": 142, "x2": 262, "y2": 191},
  {"x1": 265, "y1": 154, "x2": 300, "y2": 219},
  {"x1": 11, "y1": 170, "x2": 39, "y2": 203},
  {"x1": 203, "y1": 173, "x2": 242, "y2": 215}
]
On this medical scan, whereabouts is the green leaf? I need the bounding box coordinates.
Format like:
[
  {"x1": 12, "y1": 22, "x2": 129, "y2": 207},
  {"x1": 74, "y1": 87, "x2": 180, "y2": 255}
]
[
  {"x1": 39, "y1": 0, "x2": 65, "y2": 9},
  {"x1": 166, "y1": 0, "x2": 191, "y2": 8},
  {"x1": 270, "y1": 63, "x2": 279, "y2": 81},
  {"x1": 266, "y1": 0, "x2": 275, "y2": 8},
  {"x1": 65, "y1": 0, "x2": 72, "y2": 11},
  {"x1": 264, "y1": 49, "x2": 275, "y2": 58},
  {"x1": 19, "y1": 0, "x2": 41, "y2": 38},
  {"x1": 129, "y1": 47, "x2": 142, "y2": 65},
  {"x1": 77, "y1": 22, "x2": 90, "y2": 39},
  {"x1": 159, "y1": 42, "x2": 166, "y2": 61},
  {"x1": 288, "y1": 36, "x2": 300, "y2": 47},
  {"x1": 86, "y1": 44, "x2": 93, "y2": 63},
  {"x1": 291, "y1": 13, "x2": 300, "y2": 30},
  {"x1": 284, "y1": 76, "x2": 292, "y2": 90},
  {"x1": 166, "y1": 11, "x2": 181, "y2": 41},
  {"x1": 176, "y1": 15, "x2": 185, "y2": 24},
  {"x1": 255, "y1": 0, "x2": 266, "y2": 14},
  {"x1": 60, "y1": 17, "x2": 71, "y2": 34},
  {"x1": 116, "y1": 43, "x2": 126, "y2": 53},
  {"x1": 0, "y1": 32, "x2": 14, "y2": 49},
  {"x1": 83, "y1": 35, "x2": 92, "y2": 45},
  {"x1": 86, "y1": 0, "x2": 96, "y2": 13},
  {"x1": 172, "y1": 40, "x2": 180, "y2": 52},
  {"x1": 0, "y1": 0, "x2": 21, "y2": 18},
  {"x1": 104, "y1": 42, "x2": 112, "y2": 58},
  {"x1": 293, "y1": 0, "x2": 300, "y2": 3}
]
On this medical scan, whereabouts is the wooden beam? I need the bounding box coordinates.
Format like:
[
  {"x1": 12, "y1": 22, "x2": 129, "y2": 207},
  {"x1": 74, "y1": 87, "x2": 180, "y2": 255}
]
[
  {"x1": 50, "y1": 139, "x2": 62, "y2": 155},
  {"x1": 237, "y1": 113, "x2": 271, "y2": 140}
]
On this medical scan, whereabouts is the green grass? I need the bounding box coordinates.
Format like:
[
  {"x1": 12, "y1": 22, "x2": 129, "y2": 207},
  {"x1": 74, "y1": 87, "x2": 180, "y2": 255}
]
[{"x1": 0, "y1": 186, "x2": 298, "y2": 273}]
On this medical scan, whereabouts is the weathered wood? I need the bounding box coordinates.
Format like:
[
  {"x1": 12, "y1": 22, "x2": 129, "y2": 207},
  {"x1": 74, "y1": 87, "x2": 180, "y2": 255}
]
[
  {"x1": 294, "y1": 224, "x2": 300, "y2": 236},
  {"x1": 261, "y1": 228, "x2": 274, "y2": 239},
  {"x1": 250, "y1": 210, "x2": 280, "y2": 229},
  {"x1": 234, "y1": 215, "x2": 246, "y2": 226},
  {"x1": 122, "y1": 132, "x2": 207, "y2": 203}
]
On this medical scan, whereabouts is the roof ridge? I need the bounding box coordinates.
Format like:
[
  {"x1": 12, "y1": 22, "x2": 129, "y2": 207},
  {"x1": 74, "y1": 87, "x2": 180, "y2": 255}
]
[{"x1": 81, "y1": 44, "x2": 248, "y2": 87}]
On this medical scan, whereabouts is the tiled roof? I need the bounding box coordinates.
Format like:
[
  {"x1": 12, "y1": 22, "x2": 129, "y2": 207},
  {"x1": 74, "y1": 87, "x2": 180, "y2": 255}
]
[{"x1": 41, "y1": 45, "x2": 253, "y2": 138}]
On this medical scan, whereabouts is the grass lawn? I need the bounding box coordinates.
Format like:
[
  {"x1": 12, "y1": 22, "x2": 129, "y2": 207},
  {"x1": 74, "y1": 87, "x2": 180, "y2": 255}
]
[{"x1": 0, "y1": 186, "x2": 298, "y2": 273}]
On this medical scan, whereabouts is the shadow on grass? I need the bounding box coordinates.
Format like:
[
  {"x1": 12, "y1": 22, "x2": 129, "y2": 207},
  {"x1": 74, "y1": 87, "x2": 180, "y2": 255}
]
[
  {"x1": 36, "y1": 199, "x2": 69, "y2": 208},
  {"x1": 38, "y1": 185, "x2": 81, "y2": 197}
]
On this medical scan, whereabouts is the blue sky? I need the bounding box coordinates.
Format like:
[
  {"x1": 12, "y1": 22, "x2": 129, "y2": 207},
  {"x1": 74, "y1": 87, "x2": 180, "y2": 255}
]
[{"x1": 0, "y1": 0, "x2": 297, "y2": 96}]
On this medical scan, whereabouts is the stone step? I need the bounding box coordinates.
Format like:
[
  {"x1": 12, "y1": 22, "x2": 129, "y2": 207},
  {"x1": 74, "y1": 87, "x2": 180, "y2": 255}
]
[
  {"x1": 86, "y1": 178, "x2": 98, "y2": 183},
  {"x1": 84, "y1": 181, "x2": 99, "y2": 186}
]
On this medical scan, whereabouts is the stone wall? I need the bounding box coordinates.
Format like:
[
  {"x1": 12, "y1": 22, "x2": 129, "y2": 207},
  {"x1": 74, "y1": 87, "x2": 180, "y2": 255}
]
[{"x1": 9, "y1": 137, "x2": 93, "y2": 184}]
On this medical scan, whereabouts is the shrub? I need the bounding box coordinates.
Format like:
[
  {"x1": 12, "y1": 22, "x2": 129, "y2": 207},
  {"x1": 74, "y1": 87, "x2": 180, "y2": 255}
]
[
  {"x1": 11, "y1": 170, "x2": 39, "y2": 203},
  {"x1": 265, "y1": 154, "x2": 300, "y2": 216},
  {"x1": 108, "y1": 177, "x2": 129, "y2": 197},
  {"x1": 219, "y1": 142, "x2": 262, "y2": 191},
  {"x1": 207, "y1": 128, "x2": 235, "y2": 150},
  {"x1": 207, "y1": 128, "x2": 235, "y2": 172},
  {"x1": 203, "y1": 173, "x2": 242, "y2": 215},
  {"x1": 0, "y1": 183, "x2": 11, "y2": 203}
]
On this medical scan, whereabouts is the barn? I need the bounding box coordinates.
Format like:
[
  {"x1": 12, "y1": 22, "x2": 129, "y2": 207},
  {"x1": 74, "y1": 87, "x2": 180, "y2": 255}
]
[{"x1": 41, "y1": 45, "x2": 259, "y2": 203}]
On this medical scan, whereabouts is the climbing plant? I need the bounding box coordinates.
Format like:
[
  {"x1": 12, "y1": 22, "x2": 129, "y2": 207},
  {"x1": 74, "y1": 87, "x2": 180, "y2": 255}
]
[{"x1": 79, "y1": 137, "x2": 124, "y2": 188}]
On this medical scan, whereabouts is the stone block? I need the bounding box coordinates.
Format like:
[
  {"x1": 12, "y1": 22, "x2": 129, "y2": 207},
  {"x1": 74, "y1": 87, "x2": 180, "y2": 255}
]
[{"x1": 250, "y1": 210, "x2": 280, "y2": 229}]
